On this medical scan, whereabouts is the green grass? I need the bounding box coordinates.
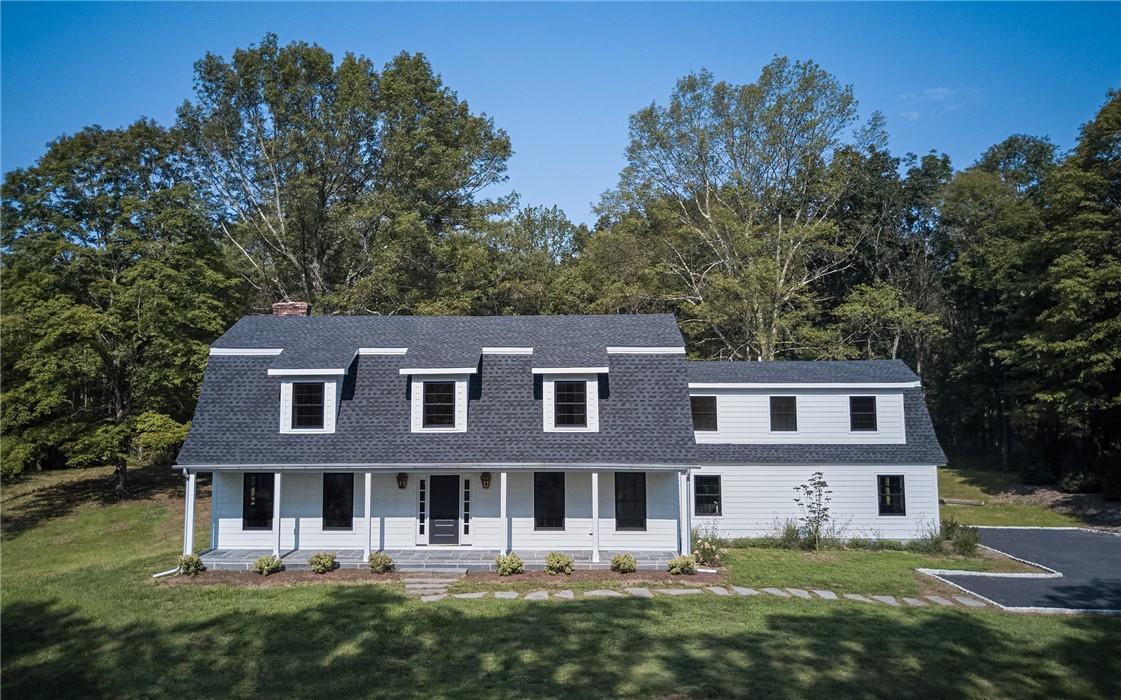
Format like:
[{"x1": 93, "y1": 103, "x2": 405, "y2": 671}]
[
  {"x1": 3, "y1": 466, "x2": 1120, "y2": 699},
  {"x1": 940, "y1": 468, "x2": 1082, "y2": 527}
]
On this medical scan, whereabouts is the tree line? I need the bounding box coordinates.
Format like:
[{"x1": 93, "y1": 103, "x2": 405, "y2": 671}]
[{"x1": 2, "y1": 35, "x2": 1118, "y2": 497}]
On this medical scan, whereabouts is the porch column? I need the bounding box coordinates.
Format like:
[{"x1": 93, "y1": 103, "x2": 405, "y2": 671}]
[
  {"x1": 363, "y1": 472, "x2": 373, "y2": 559},
  {"x1": 272, "y1": 472, "x2": 283, "y2": 556},
  {"x1": 678, "y1": 471, "x2": 691, "y2": 556},
  {"x1": 182, "y1": 470, "x2": 197, "y2": 556},
  {"x1": 591, "y1": 471, "x2": 600, "y2": 563},
  {"x1": 500, "y1": 471, "x2": 509, "y2": 554}
]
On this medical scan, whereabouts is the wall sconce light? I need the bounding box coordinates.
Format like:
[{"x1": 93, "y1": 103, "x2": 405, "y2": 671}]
[
  {"x1": 480, "y1": 472, "x2": 492, "y2": 489},
  {"x1": 396, "y1": 472, "x2": 408, "y2": 489}
]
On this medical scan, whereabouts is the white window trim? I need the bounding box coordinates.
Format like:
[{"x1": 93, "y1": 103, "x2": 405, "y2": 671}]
[
  {"x1": 689, "y1": 381, "x2": 920, "y2": 389},
  {"x1": 542, "y1": 373, "x2": 600, "y2": 433},
  {"x1": 605, "y1": 346, "x2": 685, "y2": 354},
  {"x1": 279, "y1": 377, "x2": 339, "y2": 434},
  {"x1": 411, "y1": 375, "x2": 469, "y2": 433}
]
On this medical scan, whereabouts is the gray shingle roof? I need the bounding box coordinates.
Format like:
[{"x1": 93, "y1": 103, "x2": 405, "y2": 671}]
[{"x1": 687, "y1": 359, "x2": 919, "y2": 384}]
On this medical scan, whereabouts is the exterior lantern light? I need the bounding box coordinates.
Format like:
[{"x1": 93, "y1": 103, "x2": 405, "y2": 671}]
[
  {"x1": 396, "y1": 472, "x2": 408, "y2": 489},
  {"x1": 480, "y1": 472, "x2": 492, "y2": 489}
]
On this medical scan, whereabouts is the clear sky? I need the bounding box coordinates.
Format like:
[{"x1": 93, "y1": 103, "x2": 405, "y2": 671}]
[{"x1": 3, "y1": 2, "x2": 1119, "y2": 224}]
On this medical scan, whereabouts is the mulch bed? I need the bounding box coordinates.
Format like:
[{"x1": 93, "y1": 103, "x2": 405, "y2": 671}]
[
  {"x1": 462, "y1": 569, "x2": 726, "y2": 586},
  {"x1": 159, "y1": 569, "x2": 402, "y2": 588}
]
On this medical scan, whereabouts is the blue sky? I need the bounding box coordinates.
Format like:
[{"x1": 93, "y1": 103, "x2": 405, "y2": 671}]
[{"x1": 3, "y1": 2, "x2": 1119, "y2": 224}]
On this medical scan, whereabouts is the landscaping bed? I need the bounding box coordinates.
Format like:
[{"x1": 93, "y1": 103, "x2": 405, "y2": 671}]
[{"x1": 159, "y1": 568, "x2": 402, "y2": 588}]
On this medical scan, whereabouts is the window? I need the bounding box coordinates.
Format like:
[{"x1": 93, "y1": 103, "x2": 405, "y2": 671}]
[
  {"x1": 554, "y1": 381, "x2": 587, "y2": 427},
  {"x1": 615, "y1": 472, "x2": 646, "y2": 530},
  {"x1": 770, "y1": 396, "x2": 797, "y2": 431},
  {"x1": 322, "y1": 473, "x2": 354, "y2": 530},
  {"x1": 242, "y1": 473, "x2": 274, "y2": 530},
  {"x1": 422, "y1": 382, "x2": 455, "y2": 428},
  {"x1": 534, "y1": 472, "x2": 565, "y2": 530},
  {"x1": 292, "y1": 382, "x2": 325, "y2": 429},
  {"x1": 694, "y1": 475, "x2": 722, "y2": 516},
  {"x1": 418, "y1": 478, "x2": 426, "y2": 535},
  {"x1": 463, "y1": 479, "x2": 471, "y2": 536},
  {"x1": 690, "y1": 396, "x2": 718, "y2": 432},
  {"x1": 878, "y1": 475, "x2": 906, "y2": 516},
  {"x1": 850, "y1": 396, "x2": 878, "y2": 431}
]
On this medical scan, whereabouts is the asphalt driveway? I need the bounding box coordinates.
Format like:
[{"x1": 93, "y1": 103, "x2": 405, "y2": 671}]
[{"x1": 940, "y1": 527, "x2": 1121, "y2": 611}]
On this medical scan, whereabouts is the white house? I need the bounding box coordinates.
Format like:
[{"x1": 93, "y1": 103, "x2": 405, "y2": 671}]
[{"x1": 177, "y1": 305, "x2": 945, "y2": 571}]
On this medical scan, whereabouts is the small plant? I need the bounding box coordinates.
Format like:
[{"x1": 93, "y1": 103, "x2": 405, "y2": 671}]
[
  {"x1": 178, "y1": 554, "x2": 205, "y2": 576},
  {"x1": 308, "y1": 552, "x2": 337, "y2": 574},
  {"x1": 544, "y1": 552, "x2": 574, "y2": 575},
  {"x1": 611, "y1": 553, "x2": 637, "y2": 573},
  {"x1": 496, "y1": 552, "x2": 524, "y2": 576},
  {"x1": 793, "y1": 472, "x2": 833, "y2": 550},
  {"x1": 693, "y1": 536, "x2": 727, "y2": 566},
  {"x1": 368, "y1": 552, "x2": 395, "y2": 573},
  {"x1": 254, "y1": 555, "x2": 283, "y2": 576},
  {"x1": 667, "y1": 555, "x2": 697, "y2": 575},
  {"x1": 951, "y1": 524, "x2": 981, "y2": 556},
  {"x1": 778, "y1": 520, "x2": 803, "y2": 549}
]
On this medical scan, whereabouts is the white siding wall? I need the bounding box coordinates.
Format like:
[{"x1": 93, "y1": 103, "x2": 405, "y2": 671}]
[
  {"x1": 691, "y1": 464, "x2": 939, "y2": 540},
  {"x1": 692, "y1": 388, "x2": 905, "y2": 444}
]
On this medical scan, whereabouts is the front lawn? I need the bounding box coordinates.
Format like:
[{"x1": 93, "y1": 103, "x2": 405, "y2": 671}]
[
  {"x1": 3, "y1": 466, "x2": 1120, "y2": 699},
  {"x1": 940, "y1": 468, "x2": 1083, "y2": 527}
]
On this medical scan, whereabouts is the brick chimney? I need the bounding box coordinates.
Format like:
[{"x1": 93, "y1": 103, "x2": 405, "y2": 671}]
[{"x1": 271, "y1": 301, "x2": 310, "y2": 316}]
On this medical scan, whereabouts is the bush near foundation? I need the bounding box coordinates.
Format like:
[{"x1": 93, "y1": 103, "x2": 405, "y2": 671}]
[
  {"x1": 254, "y1": 555, "x2": 283, "y2": 576},
  {"x1": 495, "y1": 553, "x2": 524, "y2": 576},
  {"x1": 178, "y1": 554, "x2": 205, "y2": 576},
  {"x1": 368, "y1": 552, "x2": 395, "y2": 573},
  {"x1": 611, "y1": 554, "x2": 637, "y2": 574},
  {"x1": 667, "y1": 555, "x2": 697, "y2": 575},
  {"x1": 544, "y1": 552, "x2": 574, "y2": 575},
  {"x1": 308, "y1": 552, "x2": 337, "y2": 574}
]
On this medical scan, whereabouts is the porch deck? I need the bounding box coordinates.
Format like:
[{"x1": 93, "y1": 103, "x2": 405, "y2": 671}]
[{"x1": 200, "y1": 548, "x2": 678, "y2": 572}]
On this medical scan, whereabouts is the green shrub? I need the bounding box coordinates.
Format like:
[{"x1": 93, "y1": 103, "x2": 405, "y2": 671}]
[
  {"x1": 308, "y1": 552, "x2": 337, "y2": 574},
  {"x1": 779, "y1": 520, "x2": 802, "y2": 549},
  {"x1": 694, "y1": 537, "x2": 726, "y2": 566},
  {"x1": 611, "y1": 553, "x2": 637, "y2": 573},
  {"x1": 1059, "y1": 471, "x2": 1101, "y2": 494},
  {"x1": 667, "y1": 555, "x2": 697, "y2": 575},
  {"x1": 495, "y1": 553, "x2": 524, "y2": 576},
  {"x1": 368, "y1": 552, "x2": 395, "y2": 573},
  {"x1": 543, "y1": 552, "x2": 574, "y2": 575},
  {"x1": 941, "y1": 518, "x2": 962, "y2": 541},
  {"x1": 951, "y1": 525, "x2": 981, "y2": 556},
  {"x1": 254, "y1": 555, "x2": 283, "y2": 576},
  {"x1": 177, "y1": 554, "x2": 205, "y2": 576}
]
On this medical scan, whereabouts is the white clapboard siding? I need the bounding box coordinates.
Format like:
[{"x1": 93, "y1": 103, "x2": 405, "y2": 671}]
[
  {"x1": 692, "y1": 388, "x2": 905, "y2": 444},
  {"x1": 691, "y1": 464, "x2": 939, "y2": 540}
]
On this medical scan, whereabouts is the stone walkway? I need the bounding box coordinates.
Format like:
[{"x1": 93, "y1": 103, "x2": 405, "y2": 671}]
[
  {"x1": 423, "y1": 584, "x2": 990, "y2": 609},
  {"x1": 402, "y1": 573, "x2": 464, "y2": 600}
]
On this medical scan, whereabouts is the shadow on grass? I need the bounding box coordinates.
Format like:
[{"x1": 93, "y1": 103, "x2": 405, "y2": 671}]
[
  {"x1": 0, "y1": 465, "x2": 200, "y2": 541},
  {"x1": 4, "y1": 588, "x2": 1121, "y2": 699}
]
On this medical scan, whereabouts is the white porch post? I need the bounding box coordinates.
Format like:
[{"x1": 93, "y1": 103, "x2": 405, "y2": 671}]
[
  {"x1": 363, "y1": 471, "x2": 373, "y2": 559},
  {"x1": 591, "y1": 471, "x2": 600, "y2": 563},
  {"x1": 500, "y1": 471, "x2": 509, "y2": 554},
  {"x1": 678, "y1": 471, "x2": 691, "y2": 556},
  {"x1": 272, "y1": 472, "x2": 283, "y2": 556},
  {"x1": 182, "y1": 470, "x2": 197, "y2": 556}
]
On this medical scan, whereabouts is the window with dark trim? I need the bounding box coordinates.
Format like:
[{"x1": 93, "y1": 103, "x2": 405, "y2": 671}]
[
  {"x1": 878, "y1": 475, "x2": 906, "y2": 516},
  {"x1": 690, "y1": 396, "x2": 718, "y2": 432},
  {"x1": 615, "y1": 472, "x2": 646, "y2": 530},
  {"x1": 534, "y1": 472, "x2": 565, "y2": 530},
  {"x1": 694, "y1": 475, "x2": 722, "y2": 516},
  {"x1": 292, "y1": 382, "x2": 325, "y2": 429},
  {"x1": 242, "y1": 473, "x2": 274, "y2": 530},
  {"x1": 322, "y1": 473, "x2": 354, "y2": 530},
  {"x1": 770, "y1": 396, "x2": 797, "y2": 431},
  {"x1": 850, "y1": 396, "x2": 878, "y2": 431},
  {"x1": 554, "y1": 381, "x2": 587, "y2": 427},
  {"x1": 422, "y1": 382, "x2": 456, "y2": 428}
]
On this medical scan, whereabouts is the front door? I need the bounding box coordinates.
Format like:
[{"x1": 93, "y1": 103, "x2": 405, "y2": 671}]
[{"x1": 429, "y1": 475, "x2": 460, "y2": 545}]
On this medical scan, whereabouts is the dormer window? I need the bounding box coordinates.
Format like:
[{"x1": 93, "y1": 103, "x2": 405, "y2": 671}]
[
  {"x1": 423, "y1": 382, "x2": 456, "y2": 428},
  {"x1": 292, "y1": 382, "x2": 325, "y2": 429},
  {"x1": 554, "y1": 381, "x2": 587, "y2": 427}
]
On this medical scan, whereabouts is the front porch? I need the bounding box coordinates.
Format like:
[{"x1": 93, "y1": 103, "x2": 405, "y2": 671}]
[{"x1": 200, "y1": 548, "x2": 680, "y2": 572}]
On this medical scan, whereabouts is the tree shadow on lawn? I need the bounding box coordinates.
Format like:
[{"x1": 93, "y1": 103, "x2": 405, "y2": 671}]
[
  {"x1": 1, "y1": 465, "x2": 202, "y2": 541},
  {"x1": 4, "y1": 589, "x2": 1121, "y2": 699}
]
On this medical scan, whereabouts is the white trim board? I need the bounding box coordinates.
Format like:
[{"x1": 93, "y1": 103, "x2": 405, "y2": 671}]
[
  {"x1": 689, "y1": 381, "x2": 921, "y2": 389},
  {"x1": 606, "y1": 346, "x2": 686, "y2": 354},
  {"x1": 482, "y1": 347, "x2": 533, "y2": 354},
  {"x1": 357, "y1": 347, "x2": 408, "y2": 355},
  {"x1": 399, "y1": 367, "x2": 478, "y2": 375},
  {"x1": 209, "y1": 348, "x2": 284, "y2": 356},
  {"x1": 268, "y1": 368, "x2": 347, "y2": 376}
]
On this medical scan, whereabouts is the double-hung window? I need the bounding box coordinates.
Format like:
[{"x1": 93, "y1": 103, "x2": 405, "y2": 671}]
[
  {"x1": 770, "y1": 396, "x2": 797, "y2": 431},
  {"x1": 878, "y1": 475, "x2": 906, "y2": 516},
  {"x1": 554, "y1": 381, "x2": 587, "y2": 427},
  {"x1": 322, "y1": 473, "x2": 354, "y2": 530},
  {"x1": 292, "y1": 382, "x2": 325, "y2": 429},
  {"x1": 694, "y1": 475, "x2": 722, "y2": 516},
  {"x1": 534, "y1": 472, "x2": 565, "y2": 530},
  {"x1": 615, "y1": 472, "x2": 647, "y2": 530},
  {"x1": 690, "y1": 396, "x2": 718, "y2": 432},
  {"x1": 243, "y1": 473, "x2": 274, "y2": 530},
  {"x1": 422, "y1": 382, "x2": 456, "y2": 428},
  {"x1": 850, "y1": 396, "x2": 878, "y2": 431}
]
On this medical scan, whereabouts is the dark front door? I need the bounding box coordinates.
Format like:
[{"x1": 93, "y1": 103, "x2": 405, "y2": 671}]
[{"x1": 429, "y1": 475, "x2": 460, "y2": 545}]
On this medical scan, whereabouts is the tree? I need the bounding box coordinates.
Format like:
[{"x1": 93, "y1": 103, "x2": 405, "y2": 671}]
[
  {"x1": 610, "y1": 58, "x2": 866, "y2": 360},
  {"x1": 176, "y1": 34, "x2": 511, "y2": 313},
  {"x1": 832, "y1": 281, "x2": 945, "y2": 366},
  {"x1": 0, "y1": 122, "x2": 241, "y2": 491}
]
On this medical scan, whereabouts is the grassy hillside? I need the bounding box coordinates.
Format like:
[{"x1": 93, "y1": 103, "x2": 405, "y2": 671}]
[
  {"x1": 940, "y1": 468, "x2": 1085, "y2": 527},
  {"x1": 3, "y1": 466, "x2": 1120, "y2": 699}
]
